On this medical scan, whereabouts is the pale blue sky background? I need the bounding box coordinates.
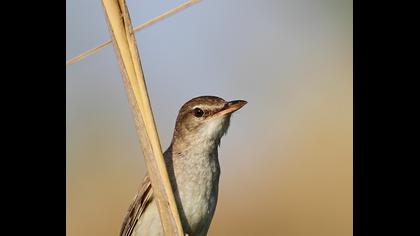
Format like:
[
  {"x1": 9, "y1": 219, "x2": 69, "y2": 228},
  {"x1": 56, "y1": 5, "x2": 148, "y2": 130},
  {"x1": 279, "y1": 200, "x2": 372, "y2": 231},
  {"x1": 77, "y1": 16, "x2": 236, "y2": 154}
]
[{"x1": 67, "y1": 0, "x2": 352, "y2": 235}]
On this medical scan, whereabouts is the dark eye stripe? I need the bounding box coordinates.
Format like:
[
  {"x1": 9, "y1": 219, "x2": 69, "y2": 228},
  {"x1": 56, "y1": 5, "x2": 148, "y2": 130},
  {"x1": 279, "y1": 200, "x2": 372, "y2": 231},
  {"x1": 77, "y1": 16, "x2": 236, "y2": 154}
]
[{"x1": 193, "y1": 108, "x2": 204, "y2": 117}]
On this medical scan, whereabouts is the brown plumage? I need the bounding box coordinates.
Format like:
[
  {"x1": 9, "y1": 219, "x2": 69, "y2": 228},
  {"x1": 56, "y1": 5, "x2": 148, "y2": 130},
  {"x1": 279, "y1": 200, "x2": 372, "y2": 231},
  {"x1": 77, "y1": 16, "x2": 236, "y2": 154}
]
[
  {"x1": 120, "y1": 96, "x2": 247, "y2": 236},
  {"x1": 120, "y1": 175, "x2": 153, "y2": 236}
]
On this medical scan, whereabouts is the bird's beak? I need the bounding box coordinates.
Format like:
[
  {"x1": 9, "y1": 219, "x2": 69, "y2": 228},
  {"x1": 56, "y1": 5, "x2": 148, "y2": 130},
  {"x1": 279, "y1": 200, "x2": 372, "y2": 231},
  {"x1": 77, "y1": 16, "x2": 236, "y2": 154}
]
[{"x1": 212, "y1": 100, "x2": 248, "y2": 119}]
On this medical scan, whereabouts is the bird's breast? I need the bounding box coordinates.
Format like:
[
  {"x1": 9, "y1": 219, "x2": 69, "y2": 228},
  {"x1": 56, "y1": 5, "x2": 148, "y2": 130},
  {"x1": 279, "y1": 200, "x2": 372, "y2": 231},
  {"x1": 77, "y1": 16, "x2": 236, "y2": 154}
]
[{"x1": 172, "y1": 151, "x2": 220, "y2": 234}]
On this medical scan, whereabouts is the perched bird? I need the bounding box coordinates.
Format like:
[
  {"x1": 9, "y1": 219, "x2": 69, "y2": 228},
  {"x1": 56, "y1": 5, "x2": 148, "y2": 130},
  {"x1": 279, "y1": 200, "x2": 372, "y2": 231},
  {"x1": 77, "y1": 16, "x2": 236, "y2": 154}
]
[{"x1": 120, "y1": 96, "x2": 247, "y2": 236}]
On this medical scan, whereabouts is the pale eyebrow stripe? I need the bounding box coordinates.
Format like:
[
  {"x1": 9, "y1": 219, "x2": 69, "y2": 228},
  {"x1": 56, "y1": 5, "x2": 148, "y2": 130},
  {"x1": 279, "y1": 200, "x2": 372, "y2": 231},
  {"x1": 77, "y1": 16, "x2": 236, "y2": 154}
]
[{"x1": 192, "y1": 104, "x2": 225, "y2": 112}]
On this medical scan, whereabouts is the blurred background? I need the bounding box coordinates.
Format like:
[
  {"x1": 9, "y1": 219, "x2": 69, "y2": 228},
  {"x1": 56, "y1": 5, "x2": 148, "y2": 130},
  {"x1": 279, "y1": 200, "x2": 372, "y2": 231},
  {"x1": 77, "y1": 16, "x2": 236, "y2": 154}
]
[{"x1": 66, "y1": 0, "x2": 352, "y2": 235}]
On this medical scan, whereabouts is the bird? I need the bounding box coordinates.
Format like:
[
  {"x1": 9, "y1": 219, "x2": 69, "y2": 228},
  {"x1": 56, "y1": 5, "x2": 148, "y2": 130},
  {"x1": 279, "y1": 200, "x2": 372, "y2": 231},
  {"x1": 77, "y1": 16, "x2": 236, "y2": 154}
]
[{"x1": 120, "y1": 96, "x2": 247, "y2": 236}]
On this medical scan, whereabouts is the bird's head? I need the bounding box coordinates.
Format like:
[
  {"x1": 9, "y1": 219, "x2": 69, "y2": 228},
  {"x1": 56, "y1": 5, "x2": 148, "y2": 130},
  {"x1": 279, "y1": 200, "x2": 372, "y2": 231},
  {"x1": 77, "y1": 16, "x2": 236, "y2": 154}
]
[{"x1": 172, "y1": 96, "x2": 247, "y2": 150}]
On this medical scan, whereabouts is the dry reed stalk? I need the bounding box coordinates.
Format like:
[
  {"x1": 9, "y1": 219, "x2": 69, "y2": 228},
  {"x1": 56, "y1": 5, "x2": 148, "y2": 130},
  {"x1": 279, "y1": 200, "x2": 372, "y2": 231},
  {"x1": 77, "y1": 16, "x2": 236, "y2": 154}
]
[
  {"x1": 101, "y1": 0, "x2": 184, "y2": 235},
  {"x1": 67, "y1": 0, "x2": 201, "y2": 66}
]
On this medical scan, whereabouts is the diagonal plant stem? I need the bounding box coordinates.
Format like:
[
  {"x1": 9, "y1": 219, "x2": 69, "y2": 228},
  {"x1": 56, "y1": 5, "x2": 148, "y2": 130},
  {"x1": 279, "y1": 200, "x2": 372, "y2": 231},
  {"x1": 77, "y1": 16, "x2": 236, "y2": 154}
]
[
  {"x1": 67, "y1": 0, "x2": 201, "y2": 66},
  {"x1": 101, "y1": 0, "x2": 185, "y2": 235}
]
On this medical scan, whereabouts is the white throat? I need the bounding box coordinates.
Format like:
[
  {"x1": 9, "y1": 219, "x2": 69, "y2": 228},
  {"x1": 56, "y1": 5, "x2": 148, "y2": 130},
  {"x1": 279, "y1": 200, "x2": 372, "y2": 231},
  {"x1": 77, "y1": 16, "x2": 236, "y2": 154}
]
[{"x1": 196, "y1": 117, "x2": 230, "y2": 149}]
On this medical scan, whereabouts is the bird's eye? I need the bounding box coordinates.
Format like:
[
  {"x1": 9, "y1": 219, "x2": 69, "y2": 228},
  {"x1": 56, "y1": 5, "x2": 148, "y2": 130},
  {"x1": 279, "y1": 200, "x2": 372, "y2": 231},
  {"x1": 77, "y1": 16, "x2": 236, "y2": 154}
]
[{"x1": 193, "y1": 108, "x2": 204, "y2": 118}]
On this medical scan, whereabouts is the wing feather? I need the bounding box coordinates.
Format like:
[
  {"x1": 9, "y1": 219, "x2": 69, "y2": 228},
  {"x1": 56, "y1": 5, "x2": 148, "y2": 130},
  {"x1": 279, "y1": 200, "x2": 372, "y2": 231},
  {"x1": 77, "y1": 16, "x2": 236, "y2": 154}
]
[{"x1": 120, "y1": 175, "x2": 153, "y2": 236}]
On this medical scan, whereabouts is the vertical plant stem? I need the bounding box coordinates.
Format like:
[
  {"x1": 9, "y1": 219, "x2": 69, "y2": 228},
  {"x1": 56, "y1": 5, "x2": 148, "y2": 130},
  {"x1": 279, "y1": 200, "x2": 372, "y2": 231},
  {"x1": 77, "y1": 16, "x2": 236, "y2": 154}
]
[{"x1": 101, "y1": 0, "x2": 185, "y2": 235}]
